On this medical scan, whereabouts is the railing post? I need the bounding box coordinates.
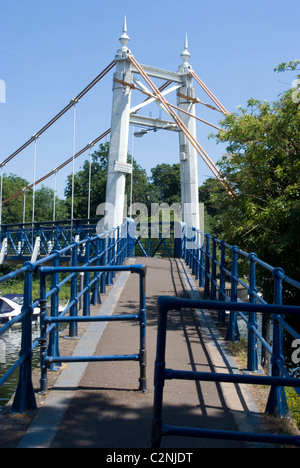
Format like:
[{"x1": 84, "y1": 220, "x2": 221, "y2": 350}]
[
  {"x1": 204, "y1": 234, "x2": 210, "y2": 297},
  {"x1": 106, "y1": 235, "x2": 113, "y2": 285},
  {"x1": 68, "y1": 243, "x2": 79, "y2": 337},
  {"x1": 194, "y1": 229, "x2": 200, "y2": 280},
  {"x1": 182, "y1": 224, "x2": 187, "y2": 263},
  {"x1": 199, "y1": 231, "x2": 205, "y2": 288},
  {"x1": 210, "y1": 237, "x2": 217, "y2": 300},
  {"x1": 174, "y1": 221, "x2": 185, "y2": 259},
  {"x1": 265, "y1": 267, "x2": 289, "y2": 417},
  {"x1": 225, "y1": 246, "x2": 240, "y2": 342},
  {"x1": 91, "y1": 237, "x2": 101, "y2": 305},
  {"x1": 138, "y1": 266, "x2": 148, "y2": 393},
  {"x1": 100, "y1": 236, "x2": 107, "y2": 294},
  {"x1": 124, "y1": 218, "x2": 135, "y2": 258},
  {"x1": 48, "y1": 253, "x2": 61, "y2": 369},
  {"x1": 115, "y1": 226, "x2": 120, "y2": 266},
  {"x1": 247, "y1": 253, "x2": 259, "y2": 372},
  {"x1": 218, "y1": 241, "x2": 226, "y2": 322},
  {"x1": 39, "y1": 273, "x2": 48, "y2": 394},
  {"x1": 11, "y1": 264, "x2": 37, "y2": 413},
  {"x1": 83, "y1": 240, "x2": 91, "y2": 316},
  {"x1": 191, "y1": 228, "x2": 197, "y2": 276},
  {"x1": 152, "y1": 299, "x2": 169, "y2": 448}
]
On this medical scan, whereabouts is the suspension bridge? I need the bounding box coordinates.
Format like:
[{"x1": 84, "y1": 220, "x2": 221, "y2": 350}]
[{"x1": 0, "y1": 20, "x2": 299, "y2": 449}]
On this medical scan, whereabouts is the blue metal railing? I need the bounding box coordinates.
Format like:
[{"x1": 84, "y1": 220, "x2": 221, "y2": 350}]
[
  {"x1": 0, "y1": 220, "x2": 133, "y2": 413},
  {"x1": 152, "y1": 296, "x2": 300, "y2": 448},
  {"x1": 181, "y1": 227, "x2": 300, "y2": 416},
  {"x1": 0, "y1": 218, "x2": 100, "y2": 262},
  {"x1": 38, "y1": 264, "x2": 147, "y2": 395},
  {"x1": 134, "y1": 221, "x2": 175, "y2": 258}
]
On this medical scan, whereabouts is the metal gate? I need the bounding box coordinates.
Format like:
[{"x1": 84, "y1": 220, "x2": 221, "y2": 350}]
[{"x1": 134, "y1": 221, "x2": 175, "y2": 258}]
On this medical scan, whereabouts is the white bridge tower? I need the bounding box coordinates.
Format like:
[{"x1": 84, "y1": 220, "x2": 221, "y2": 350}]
[{"x1": 105, "y1": 20, "x2": 200, "y2": 231}]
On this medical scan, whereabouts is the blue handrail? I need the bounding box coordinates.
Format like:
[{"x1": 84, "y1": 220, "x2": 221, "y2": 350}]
[
  {"x1": 152, "y1": 296, "x2": 300, "y2": 448},
  {"x1": 0, "y1": 220, "x2": 132, "y2": 413},
  {"x1": 38, "y1": 264, "x2": 147, "y2": 395},
  {"x1": 183, "y1": 227, "x2": 300, "y2": 417},
  {"x1": 0, "y1": 218, "x2": 100, "y2": 261}
]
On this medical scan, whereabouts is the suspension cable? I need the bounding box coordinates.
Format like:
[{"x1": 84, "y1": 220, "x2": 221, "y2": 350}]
[
  {"x1": 1, "y1": 129, "x2": 111, "y2": 206},
  {"x1": 191, "y1": 70, "x2": 229, "y2": 115},
  {"x1": 23, "y1": 189, "x2": 26, "y2": 224},
  {"x1": 53, "y1": 170, "x2": 57, "y2": 222},
  {"x1": 71, "y1": 102, "x2": 77, "y2": 222},
  {"x1": 87, "y1": 140, "x2": 96, "y2": 221},
  {"x1": 32, "y1": 136, "x2": 38, "y2": 225},
  {"x1": 0, "y1": 60, "x2": 116, "y2": 168}
]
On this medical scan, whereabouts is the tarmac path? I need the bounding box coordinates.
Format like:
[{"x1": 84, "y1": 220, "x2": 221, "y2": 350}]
[{"x1": 18, "y1": 257, "x2": 259, "y2": 449}]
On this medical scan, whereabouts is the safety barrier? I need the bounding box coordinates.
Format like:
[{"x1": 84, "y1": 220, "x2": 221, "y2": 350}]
[
  {"x1": 135, "y1": 221, "x2": 175, "y2": 258},
  {"x1": 0, "y1": 221, "x2": 132, "y2": 413},
  {"x1": 182, "y1": 227, "x2": 300, "y2": 416},
  {"x1": 152, "y1": 296, "x2": 300, "y2": 448},
  {"x1": 0, "y1": 218, "x2": 100, "y2": 263},
  {"x1": 38, "y1": 264, "x2": 147, "y2": 395}
]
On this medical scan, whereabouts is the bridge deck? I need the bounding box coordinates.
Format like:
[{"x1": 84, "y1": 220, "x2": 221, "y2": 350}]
[{"x1": 18, "y1": 257, "x2": 260, "y2": 449}]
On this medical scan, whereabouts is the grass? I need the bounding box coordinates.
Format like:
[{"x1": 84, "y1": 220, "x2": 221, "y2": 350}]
[
  {"x1": 226, "y1": 337, "x2": 300, "y2": 432},
  {"x1": 208, "y1": 307, "x2": 300, "y2": 434},
  {"x1": 0, "y1": 273, "x2": 73, "y2": 303}
]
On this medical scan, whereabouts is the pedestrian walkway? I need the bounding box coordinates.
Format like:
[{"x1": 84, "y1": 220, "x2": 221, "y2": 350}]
[{"x1": 18, "y1": 257, "x2": 260, "y2": 449}]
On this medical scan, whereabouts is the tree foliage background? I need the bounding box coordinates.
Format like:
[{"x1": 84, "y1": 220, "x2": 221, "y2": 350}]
[{"x1": 199, "y1": 61, "x2": 299, "y2": 303}]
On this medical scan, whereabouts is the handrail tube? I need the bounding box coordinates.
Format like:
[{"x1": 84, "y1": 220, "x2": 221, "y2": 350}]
[
  {"x1": 156, "y1": 296, "x2": 300, "y2": 317},
  {"x1": 250, "y1": 325, "x2": 273, "y2": 356},
  {"x1": 39, "y1": 263, "x2": 147, "y2": 395},
  {"x1": 285, "y1": 276, "x2": 300, "y2": 289},
  {"x1": 39, "y1": 265, "x2": 147, "y2": 275},
  {"x1": 44, "y1": 314, "x2": 140, "y2": 323},
  {"x1": 161, "y1": 424, "x2": 300, "y2": 447},
  {"x1": 164, "y1": 369, "x2": 300, "y2": 388},
  {"x1": 46, "y1": 354, "x2": 140, "y2": 364},
  {"x1": 152, "y1": 295, "x2": 300, "y2": 448},
  {"x1": 0, "y1": 264, "x2": 31, "y2": 283},
  {"x1": 0, "y1": 309, "x2": 29, "y2": 334},
  {"x1": 0, "y1": 354, "x2": 27, "y2": 386}
]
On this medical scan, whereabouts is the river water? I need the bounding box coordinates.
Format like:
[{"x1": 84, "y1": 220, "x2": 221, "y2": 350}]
[{"x1": 0, "y1": 323, "x2": 41, "y2": 411}]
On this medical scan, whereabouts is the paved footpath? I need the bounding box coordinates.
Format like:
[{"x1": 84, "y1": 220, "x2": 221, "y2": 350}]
[{"x1": 18, "y1": 257, "x2": 260, "y2": 449}]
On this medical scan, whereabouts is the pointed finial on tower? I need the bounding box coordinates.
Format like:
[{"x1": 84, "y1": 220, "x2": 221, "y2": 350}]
[
  {"x1": 119, "y1": 16, "x2": 130, "y2": 51},
  {"x1": 181, "y1": 34, "x2": 191, "y2": 64}
]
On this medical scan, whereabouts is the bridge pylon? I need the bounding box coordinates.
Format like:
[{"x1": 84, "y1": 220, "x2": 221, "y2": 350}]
[
  {"x1": 177, "y1": 35, "x2": 200, "y2": 231},
  {"x1": 104, "y1": 20, "x2": 200, "y2": 231},
  {"x1": 104, "y1": 18, "x2": 133, "y2": 231}
]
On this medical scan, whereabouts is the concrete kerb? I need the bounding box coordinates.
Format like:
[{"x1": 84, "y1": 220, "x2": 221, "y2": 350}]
[
  {"x1": 18, "y1": 259, "x2": 136, "y2": 449},
  {"x1": 177, "y1": 258, "x2": 262, "y2": 443}
]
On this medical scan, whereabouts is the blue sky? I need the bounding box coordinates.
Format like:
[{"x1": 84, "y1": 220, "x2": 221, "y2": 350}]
[{"x1": 0, "y1": 0, "x2": 299, "y2": 202}]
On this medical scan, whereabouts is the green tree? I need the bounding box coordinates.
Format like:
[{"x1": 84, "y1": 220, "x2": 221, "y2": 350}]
[
  {"x1": 150, "y1": 163, "x2": 181, "y2": 205},
  {"x1": 1, "y1": 175, "x2": 68, "y2": 224},
  {"x1": 126, "y1": 159, "x2": 155, "y2": 210},
  {"x1": 64, "y1": 143, "x2": 153, "y2": 219},
  {"x1": 64, "y1": 143, "x2": 109, "y2": 219},
  {"x1": 198, "y1": 178, "x2": 222, "y2": 233},
  {"x1": 34, "y1": 186, "x2": 68, "y2": 222},
  {"x1": 208, "y1": 64, "x2": 300, "y2": 287},
  {"x1": 1, "y1": 174, "x2": 31, "y2": 224}
]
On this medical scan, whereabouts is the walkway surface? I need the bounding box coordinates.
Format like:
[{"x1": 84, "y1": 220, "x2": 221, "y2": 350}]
[{"x1": 18, "y1": 257, "x2": 260, "y2": 449}]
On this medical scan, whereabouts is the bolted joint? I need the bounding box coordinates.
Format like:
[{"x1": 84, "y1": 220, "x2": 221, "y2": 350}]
[{"x1": 272, "y1": 267, "x2": 285, "y2": 280}]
